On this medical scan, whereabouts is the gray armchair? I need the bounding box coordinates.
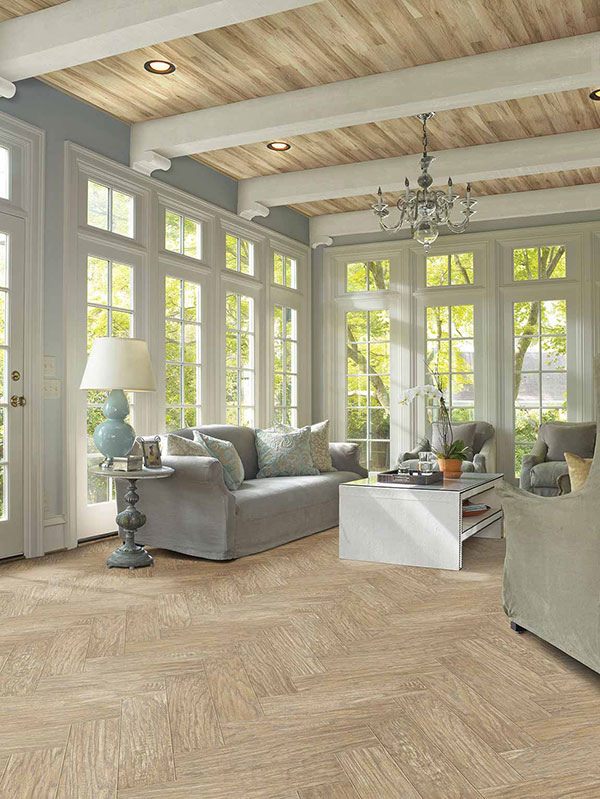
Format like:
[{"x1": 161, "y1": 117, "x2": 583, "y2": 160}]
[
  {"x1": 500, "y1": 358, "x2": 600, "y2": 674},
  {"x1": 519, "y1": 421, "x2": 596, "y2": 496},
  {"x1": 398, "y1": 421, "x2": 496, "y2": 473}
]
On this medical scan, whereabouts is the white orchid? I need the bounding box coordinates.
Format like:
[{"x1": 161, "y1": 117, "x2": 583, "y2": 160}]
[{"x1": 399, "y1": 384, "x2": 443, "y2": 406}]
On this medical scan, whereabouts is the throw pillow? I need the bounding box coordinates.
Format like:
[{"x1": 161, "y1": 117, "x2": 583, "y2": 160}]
[
  {"x1": 431, "y1": 421, "x2": 477, "y2": 460},
  {"x1": 564, "y1": 451, "x2": 592, "y2": 492},
  {"x1": 255, "y1": 426, "x2": 319, "y2": 478},
  {"x1": 165, "y1": 433, "x2": 211, "y2": 457},
  {"x1": 273, "y1": 420, "x2": 336, "y2": 472},
  {"x1": 544, "y1": 422, "x2": 596, "y2": 462},
  {"x1": 193, "y1": 431, "x2": 245, "y2": 490}
]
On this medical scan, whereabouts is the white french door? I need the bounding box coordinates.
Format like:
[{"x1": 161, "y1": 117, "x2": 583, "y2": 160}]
[{"x1": 0, "y1": 212, "x2": 24, "y2": 558}]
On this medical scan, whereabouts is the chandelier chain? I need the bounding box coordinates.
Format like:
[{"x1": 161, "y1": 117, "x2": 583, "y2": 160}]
[{"x1": 422, "y1": 117, "x2": 428, "y2": 157}]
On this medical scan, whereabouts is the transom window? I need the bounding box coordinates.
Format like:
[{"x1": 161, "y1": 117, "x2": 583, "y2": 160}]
[
  {"x1": 426, "y1": 252, "x2": 473, "y2": 286},
  {"x1": 513, "y1": 246, "x2": 566, "y2": 281},
  {"x1": 514, "y1": 299, "x2": 567, "y2": 477},
  {"x1": 426, "y1": 304, "x2": 475, "y2": 422},
  {"x1": 346, "y1": 260, "x2": 390, "y2": 292},
  {"x1": 165, "y1": 210, "x2": 202, "y2": 259},
  {"x1": 346, "y1": 309, "x2": 390, "y2": 470},
  {"x1": 274, "y1": 252, "x2": 297, "y2": 289},
  {"x1": 225, "y1": 292, "x2": 255, "y2": 426},
  {"x1": 165, "y1": 277, "x2": 202, "y2": 431},
  {"x1": 86, "y1": 255, "x2": 134, "y2": 504},
  {"x1": 226, "y1": 233, "x2": 254, "y2": 275},
  {"x1": 87, "y1": 180, "x2": 134, "y2": 238},
  {"x1": 0, "y1": 147, "x2": 9, "y2": 199},
  {"x1": 273, "y1": 305, "x2": 298, "y2": 426}
]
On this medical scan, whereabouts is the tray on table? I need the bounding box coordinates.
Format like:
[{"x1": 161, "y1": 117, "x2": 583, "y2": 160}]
[{"x1": 376, "y1": 469, "x2": 444, "y2": 486}]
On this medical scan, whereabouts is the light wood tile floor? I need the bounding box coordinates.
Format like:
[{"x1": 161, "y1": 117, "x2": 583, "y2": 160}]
[{"x1": 0, "y1": 529, "x2": 598, "y2": 798}]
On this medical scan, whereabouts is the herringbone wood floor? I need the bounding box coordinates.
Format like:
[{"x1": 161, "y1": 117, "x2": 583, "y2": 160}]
[{"x1": 0, "y1": 529, "x2": 598, "y2": 798}]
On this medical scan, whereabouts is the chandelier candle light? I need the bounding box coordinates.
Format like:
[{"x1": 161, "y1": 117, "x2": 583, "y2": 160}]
[{"x1": 372, "y1": 112, "x2": 477, "y2": 251}]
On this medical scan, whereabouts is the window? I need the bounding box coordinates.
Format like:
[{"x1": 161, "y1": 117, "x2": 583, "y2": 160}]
[
  {"x1": 273, "y1": 306, "x2": 297, "y2": 426},
  {"x1": 87, "y1": 180, "x2": 134, "y2": 238},
  {"x1": 226, "y1": 233, "x2": 254, "y2": 275},
  {"x1": 86, "y1": 256, "x2": 134, "y2": 503},
  {"x1": 0, "y1": 147, "x2": 8, "y2": 199},
  {"x1": 514, "y1": 299, "x2": 567, "y2": 477},
  {"x1": 346, "y1": 260, "x2": 389, "y2": 292},
  {"x1": 426, "y1": 252, "x2": 473, "y2": 286},
  {"x1": 346, "y1": 309, "x2": 390, "y2": 470},
  {"x1": 165, "y1": 277, "x2": 202, "y2": 431},
  {"x1": 513, "y1": 246, "x2": 566, "y2": 281},
  {"x1": 274, "y1": 252, "x2": 297, "y2": 289},
  {"x1": 426, "y1": 304, "x2": 475, "y2": 422},
  {"x1": 165, "y1": 210, "x2": 202, "y2": 259},
  {"x1": 225, "y1": 292, "x2": 254, "y2": 426}
]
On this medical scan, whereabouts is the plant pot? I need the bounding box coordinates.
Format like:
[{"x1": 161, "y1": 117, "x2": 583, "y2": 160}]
[{"x1": 437, "y1": 458, "x2": 462, "y2": 479}]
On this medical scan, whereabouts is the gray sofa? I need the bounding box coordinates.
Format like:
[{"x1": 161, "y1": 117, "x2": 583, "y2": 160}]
[
  {"x1": 520, "y1": 421, "x2": 596, "y2": 496},
  {"x1": 398, "y1": 421, "x2": 496, "y2": 473},
  {"x1": 116, "y1": 424, "x2": 367, "y2": 559}
]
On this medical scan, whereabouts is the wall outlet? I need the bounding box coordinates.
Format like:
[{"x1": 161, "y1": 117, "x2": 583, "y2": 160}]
[
  {"x1": 43, "y1": 356, "x2": 56, "y2": 378},
  {"x1": 43, "y1": 379, "x2": 61, "y2": 399}
]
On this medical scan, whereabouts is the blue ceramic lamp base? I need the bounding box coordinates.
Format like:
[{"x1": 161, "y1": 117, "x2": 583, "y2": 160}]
[{"x1": 93, "y1": 389, "x2": 135, "y2": 467}]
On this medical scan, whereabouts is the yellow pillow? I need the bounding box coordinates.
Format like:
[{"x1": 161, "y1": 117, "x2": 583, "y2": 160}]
[{"x1": 565, "y1": 452, "x2": 592, "y2": 492}]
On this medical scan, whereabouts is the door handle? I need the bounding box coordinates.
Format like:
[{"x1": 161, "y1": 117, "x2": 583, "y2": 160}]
[{"x1": 10, "y1": 395, "x2": 26, "y2": 407}]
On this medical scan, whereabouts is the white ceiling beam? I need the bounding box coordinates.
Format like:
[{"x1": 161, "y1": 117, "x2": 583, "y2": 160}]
[
  {"x1": 309, "y1": 184, "x2": 600, "y2": 248},
  {"x1": 0, "y1": 0, "x2": 322, "y2": 82},
  {"x1": 238, "y1": 129, "x2": 600, "y2": 217},
  {"x1": 130, "y1": 31, "x2": 600, "y2": 172}
]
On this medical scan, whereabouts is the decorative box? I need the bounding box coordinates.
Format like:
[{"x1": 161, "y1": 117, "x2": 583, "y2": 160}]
[{"x1": 110, "y1": 455, "x2": 143, "y2": 472}]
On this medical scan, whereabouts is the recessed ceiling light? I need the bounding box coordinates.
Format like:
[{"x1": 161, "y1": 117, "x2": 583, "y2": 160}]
[
  {"x1": 267, "y1": 141, "x2": 291, "y2": 151},
  {"x1": 589, "y1": 88, "x2": 600, "y2": 101},
  {"x1": 144, "y1": 60, "x2": 176, "y2": 75}
]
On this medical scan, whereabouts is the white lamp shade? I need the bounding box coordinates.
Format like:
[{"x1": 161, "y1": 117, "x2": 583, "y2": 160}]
[{"x1": 80, "y1": 337, "x2": 156, "y2": 392}]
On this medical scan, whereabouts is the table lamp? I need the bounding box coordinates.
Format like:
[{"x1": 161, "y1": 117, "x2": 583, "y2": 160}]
[{"x1": 80, "y1": 337, "x2": 156, "y2": 467}]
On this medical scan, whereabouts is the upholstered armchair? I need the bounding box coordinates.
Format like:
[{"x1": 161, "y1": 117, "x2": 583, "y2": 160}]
[
  {"x1": 398, "y1": 421, "x2": 496, "y2": 473},
  {"x1": 519, "y1": 421, "x2": 596, "y2": 496},
  {"x1": 500, "y1": 358, "x2": 600, "y2": 674}
]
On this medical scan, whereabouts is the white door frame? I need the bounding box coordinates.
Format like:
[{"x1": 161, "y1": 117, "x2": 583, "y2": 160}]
[{"x1": 0, "y1": 112, "x2": 44, "y2": 558}]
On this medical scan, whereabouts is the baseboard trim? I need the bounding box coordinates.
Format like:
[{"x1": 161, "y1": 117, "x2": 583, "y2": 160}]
[{"x1": 43, "y1": 514, "x2": 67, "y2": 554}]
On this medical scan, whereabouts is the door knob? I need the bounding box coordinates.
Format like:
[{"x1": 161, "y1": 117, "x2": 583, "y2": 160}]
[{"x1": 10, "y1": 395, "x2": 26, "y2": 407}]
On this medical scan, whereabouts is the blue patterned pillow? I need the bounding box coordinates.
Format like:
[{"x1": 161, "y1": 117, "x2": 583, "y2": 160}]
[
  {"x1": 193, "y1": 431, "x2": 245, "y2": 490},
  {"x1": 255, "y1": 426, "x2": 319, "y2": 478}
]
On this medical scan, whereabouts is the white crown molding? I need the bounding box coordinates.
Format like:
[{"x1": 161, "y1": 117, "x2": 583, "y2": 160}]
[
  {"x1": 309, "y1": 184, "x2": 600, "y2": 247},
  {"x1": 131, "y1": 32, "x2": 600, "y2": 166},
  {"x1": 0, "y1": 0, "x2": 322, "y2": 83}
]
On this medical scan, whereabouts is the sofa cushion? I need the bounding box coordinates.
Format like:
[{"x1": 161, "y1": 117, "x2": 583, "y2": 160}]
[
  {"x1": 255, "y1": 426, "x2": 319, "y2": 478},
  {"x1": 530, "y1": 460, "x2": 569, "y2": 489},
  {"x1": 172, "y1": 424, "x2": 259, "y2": 479},
  {"x1": 541, "y1": 422, "x2": 596, "y2": 462},
  {"x1": 431, "y1": 421, "x2": 477, "y2": 459},
  {"x1": 194, "y1": 431, "x2": 244, "y2": 490},
  {"x1": 235, "y1": 472, "x2": 360, "y2": 521}
]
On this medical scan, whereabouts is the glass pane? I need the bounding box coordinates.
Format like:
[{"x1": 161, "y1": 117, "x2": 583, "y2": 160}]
[
  {"x1": 427, "y1": 339, "x2": 449, "y2": 374},
  {"x1": 513, "y1": 247, "x2": 538, "y2": 280},
  {"x1": 542, "y1": 372, "x2": 567, "y2": 406},
  {"x1": 451, "y1": 372, "x2": 474, "y2": 404},
  {"x1": 87, "y1": 306, "x2": 108, "y2": 352},
  {"x1": 286, "y1": 375, "x2": 297, "y2": 407},
  {"x1": 183, "y1": 365, "x2": 198, "y2": 405},
  {"x1": 541, "y1": 337, "x2": 566, "y2": 370},
  {"x1": 370, "y1": 375, "x2": 389, "y2": 407},
  {"x1": 541, "y1": 299, "x2": 566, "y2": 335},
  {"x1": 111, "y1": 310, "x2": 132, "y2": 338},
  {"x1": 426, "y1": 255, "x2": 448, "y2": 286},
  {"x1": 165, "y1": 211, "x2": 181, "y2": 253},
  {"x1": 165, "y1": 364, "x2": 182, "y2": 404},
  {"x1": 514, "y1": 301, "x2": 539, "y2": 336},
  {"x1": 274, "y1": 253, "x2": 284, "y2": 285},
  {"x1": 514, "y1": 444, "x2": 531, "y2": 478},
  {"x1": 183, "y1": 282, "x2": 200, "y2": 322},
  {"x1": 240, "y1": 371, "x2": 253, "y2": 406},
  {"x1": 285, "y1": 307, "x2": 296, "y2": 339},
  {"x1": 541, "y1": 245, "x2": 566, "y2": 279},
  {"x1": 0, "y1": 292, "x2": 7, "y2": 348},
  {"x1": 0, "y1": 349, "x2": 6, "y2": 404},
  {"x1": 451, "y1": 338, "x2": 474, "y2": 372},
  {"x1": 515, "y1": 372, "x2": 539, "y2": 407},
  {"x1": 346, "y1": 262, "x2": 367, "y2": 292},
  {"x1": 0, "y1": 232, "x2": 7, "y2": 288},
  {"x1": 286, "y1": 257, "x2": 297, "y2": 288},
  {"x1": 368, "y1": 260, "x2": 390, "y2": 290},
  {"x1": 184, "y1": 324, "x2": 200, "y2": 364},
  {"x1": 450, "y1": 253, "x2": 474, "y2": 285},
  {"x1": 165, "y1": 320, "x2": 181, "y2": 361},
  {"x1": 112, "y1": 190, "x2": 134, "y2": 237},
  {"x1": 0, "y1": 408, "x2": 4, "y2": 461},
  {"x1": 369, "y1": 441, "x2": 390, "y2": 471},
  {"x1": 369, "y1": 342, "x2": 389, "y2": 374},
  {"x1": 240, "y1": 240, "x2": 253, "y2": 275},
  {"x1": 451, "y1": 305, "x2": 474, "y2": 338},
  {"x1": 274, "y1": 373, "x2": 283, "y2": 405},
  {"x1": 165, "y1": 407, "x2": 181, "y2": 432},
  {"x1": 226, "y1": 370, "x2": 238, "y2": 405},
  {"x1": 347, "y1": 375, "x2": 367, "y2": 407},
  {"x1": 226, "y1": 407, "x2": 239, "y2": 425},
  {"x1": 514, "y1": 336, "x2": 539, "y2": 372},
  {"x1": 183, "y1": 218, "x2": 201, "y2": 259},
  {"x1": 347, "y1": 343, "x2": 367, "y2": 374},
  {"x1": 346, "y1": 311, "x2": 368, "y2": 343},
  {"x1": 184, "y1": 407, "x2": 199, "y2": 428},
  {"x1": 369, "y1": 309, "x2": 389, "y2": 340},
  {"x1": 515, "y1": 408, "x2": 539, "y2": 443},
  {"x1": 350, "y1": 440, "x2": 367, "y2": 468},
  {"x1": 451, "y1": 407, "x2": 474, "y2": 422},
  {"x1": 542, "y1": 407, "x2": 567, "y2": 424},
  {"x1": 370, "y1": 408, "x2": 390, "y2": 439},
  {"x1": 0, "y1": 147, "x2": 8, "y2": 199},
  {"x1": 285, "y1": 341, "x2": 296, "y2": 373},
  {"x1": 347, "y1": 408, "x2": 367, "y2": 438},
  {"x1": 273, "y1": 339, "x2": 283, "y2": 371},
  {"x1": 273, "y1": 305, "x2": 283, "y2": 338},
  {"x1": 225, "y1": 332, "x2": 238, "y2": 367},
  {"x1": 240, "y1": 297, "x2": 253, "y2": 331},
  {"x1": 87, "y1": 257, "x2": 109, "y2": 304},
  {"x1": 111, "y1": 263, "x2": 132, "y2": 309},
  {"x1": 426, "y1": 306, "x2": 449, "y2": 338},
  {"x1": 87, "y1": 181, "x2": 109, "y2": 230},
  {"x1": 240, "y1": 408, "x2": 254, "y2": 427},
  {"x1": 240, "y1": 333, "x2": 253, "y2": 368},
  {"x1": 226, "y1": 234, "x2": 238, "y2": 271},
  {"x1": 226, "y1": 292, "x2": 238, "y2": 328},
  {"x1": 165, "y1": 277, "x2": 181, "y2": 319}
]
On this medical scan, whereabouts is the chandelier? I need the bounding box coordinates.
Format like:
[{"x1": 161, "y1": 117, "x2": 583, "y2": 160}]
[{"x1": 372, "y1": 112, "x2": 476, "y2": 251}]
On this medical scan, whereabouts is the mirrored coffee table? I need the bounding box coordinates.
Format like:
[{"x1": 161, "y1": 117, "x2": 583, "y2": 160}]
[{"x1": 339, "y1": 473, "x2": 504, "y2": 571}]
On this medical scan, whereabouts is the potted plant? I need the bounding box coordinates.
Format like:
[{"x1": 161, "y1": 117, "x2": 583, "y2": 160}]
[{"x1": 399, "y1": 373, "x2": 469, "y2": 478}]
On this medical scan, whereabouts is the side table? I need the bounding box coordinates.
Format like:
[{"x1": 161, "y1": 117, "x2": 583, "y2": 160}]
[{"x1": 89, "y1": 466, "x2": 174, "y2": 569}]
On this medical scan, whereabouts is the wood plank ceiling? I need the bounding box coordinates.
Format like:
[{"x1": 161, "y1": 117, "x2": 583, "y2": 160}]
[{"x1": 8, "y1": 0, "x2": 600, "y2": 217}]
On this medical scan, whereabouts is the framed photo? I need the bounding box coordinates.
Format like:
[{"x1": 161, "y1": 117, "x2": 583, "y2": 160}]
[{"x1": 136, "y1": 435, "x2": 162, "y2": 469}]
